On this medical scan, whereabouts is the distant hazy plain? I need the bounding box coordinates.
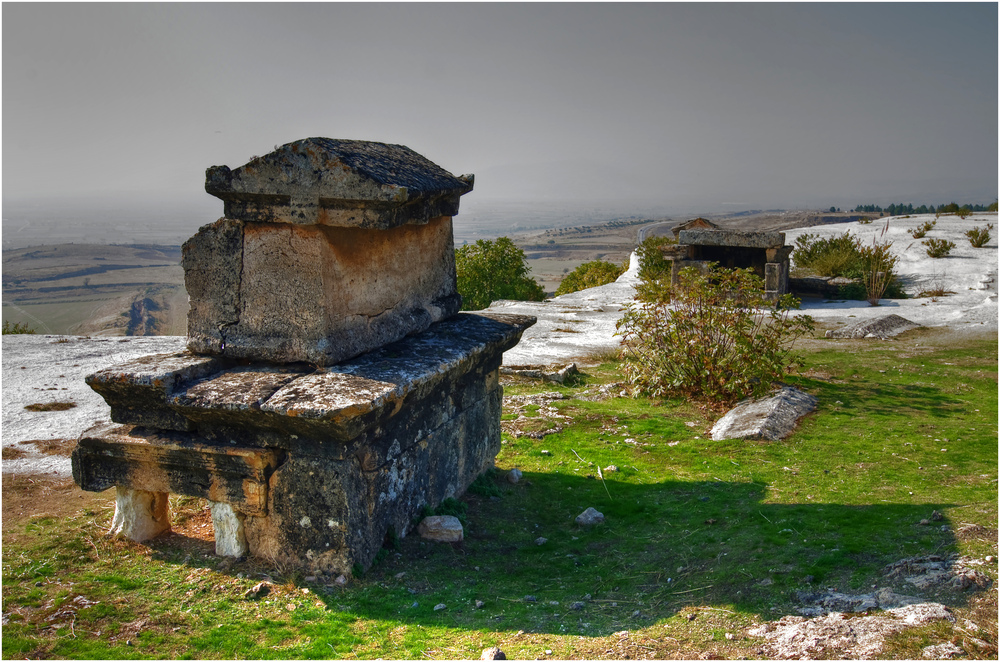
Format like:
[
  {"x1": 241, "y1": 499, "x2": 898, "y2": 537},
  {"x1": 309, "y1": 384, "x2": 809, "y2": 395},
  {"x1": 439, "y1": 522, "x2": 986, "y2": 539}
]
[{"x1": 1, "y1": 194, "x2": 681, "y2": 251}]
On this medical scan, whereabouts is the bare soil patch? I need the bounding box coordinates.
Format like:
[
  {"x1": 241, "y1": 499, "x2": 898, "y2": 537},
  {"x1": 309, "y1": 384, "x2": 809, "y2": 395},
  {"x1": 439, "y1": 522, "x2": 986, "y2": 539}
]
[{"x1": 23, "y1": 402, "x2": 77, "y2": 412}]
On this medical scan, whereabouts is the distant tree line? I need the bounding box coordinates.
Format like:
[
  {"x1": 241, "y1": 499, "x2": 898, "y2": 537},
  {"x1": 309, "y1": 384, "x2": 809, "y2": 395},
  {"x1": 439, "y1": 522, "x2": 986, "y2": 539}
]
[{"x1": 852, "y1": 201, "x2": 999, "y2": 215}]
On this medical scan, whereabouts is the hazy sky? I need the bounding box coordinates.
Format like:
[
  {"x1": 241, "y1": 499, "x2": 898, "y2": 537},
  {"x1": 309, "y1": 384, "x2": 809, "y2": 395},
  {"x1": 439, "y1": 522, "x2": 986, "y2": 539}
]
[{"x1": 3, "y1": 2, "x2": 997, "y2": 213}]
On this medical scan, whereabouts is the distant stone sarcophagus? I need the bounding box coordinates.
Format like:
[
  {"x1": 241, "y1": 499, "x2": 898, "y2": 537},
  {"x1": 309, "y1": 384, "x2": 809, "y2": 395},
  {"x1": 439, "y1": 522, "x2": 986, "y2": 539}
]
[{"x1": 186, "y1": 138, "x2": 473, "y2": 366}]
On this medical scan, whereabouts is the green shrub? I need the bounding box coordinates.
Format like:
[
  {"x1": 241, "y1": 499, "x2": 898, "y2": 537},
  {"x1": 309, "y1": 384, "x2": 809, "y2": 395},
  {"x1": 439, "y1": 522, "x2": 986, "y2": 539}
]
[
  {"x1": 455, "y1": 237, "x2": 544, "y2": 310},
  {"x1": 858, "y1": 222, "x2": 900, "y2": 306},
  {"x1": 923, "y1": 238, "x2": 955, "y2": 258},
  {"x1": 810, "y1": 247, "x2": 863, "y2": 278},
  {"x1": 554, "y1": 259, "x2": 625, "y2": 296},
  {"x1": 908, "y1": 219, "x2": 936, "y2": 239},
  {"x1": 633, "y1": 235, "x2": 679, "y2": 304},
  {"x1": 616, "y1": 265, "x2": 814, "y2": 406},
  {"x1": 965, "y1": 223, "x2": 993, "y2": 248},
  {"x1": 635, "y1": 235, "x2": 676, "y2": 282},
  {"x1": 2, "y1": 321, "x2": 36, "y2": 334},
  {"x1": 792, "y1": 232, "x2": 864, "y2": 277}
]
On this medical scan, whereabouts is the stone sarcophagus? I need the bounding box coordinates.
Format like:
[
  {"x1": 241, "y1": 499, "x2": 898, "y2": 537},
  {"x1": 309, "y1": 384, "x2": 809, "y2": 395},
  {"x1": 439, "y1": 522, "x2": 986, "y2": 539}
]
[
  {"x1": 72, "y1": 139, "x2": 534, "y2": 574},
  {"x1": 664, "y1": 228, "x2": 793, "y2": 301}
]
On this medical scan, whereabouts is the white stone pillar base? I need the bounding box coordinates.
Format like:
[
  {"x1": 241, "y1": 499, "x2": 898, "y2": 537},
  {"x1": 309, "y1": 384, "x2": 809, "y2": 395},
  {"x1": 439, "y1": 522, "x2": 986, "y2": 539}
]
[
  {"x1": 109, "y1": 487, "x2": 171, "y2": 542},
  {"x1": 210, "y1": 502, "x2": 248, "y2": 557}
]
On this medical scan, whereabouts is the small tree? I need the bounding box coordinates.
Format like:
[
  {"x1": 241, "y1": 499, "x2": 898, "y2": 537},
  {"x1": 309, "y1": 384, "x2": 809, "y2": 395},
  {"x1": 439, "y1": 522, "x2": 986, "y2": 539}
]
[
  {"x1": 616, "y1": 265, "x2": 814, "y2": 406},
  {"x1": 455, "y1": 237, "x2": 544, "y2": 310},
  {"x1": 554, "y1": 259, "x2": 625, "y2": 296}
]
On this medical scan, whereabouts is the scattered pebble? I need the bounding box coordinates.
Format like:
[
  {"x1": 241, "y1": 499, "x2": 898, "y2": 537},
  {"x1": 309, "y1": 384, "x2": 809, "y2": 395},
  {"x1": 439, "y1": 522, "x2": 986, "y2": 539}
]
[
  {"x1": 434, "y1": 603, "x2": 446, "y2": 611},
  {"x1": 507, "y1": 468, "x2": 522, "y2": 484},
  {"x1": 535, "y1": 537, "x2": 548, "y2": 545}
]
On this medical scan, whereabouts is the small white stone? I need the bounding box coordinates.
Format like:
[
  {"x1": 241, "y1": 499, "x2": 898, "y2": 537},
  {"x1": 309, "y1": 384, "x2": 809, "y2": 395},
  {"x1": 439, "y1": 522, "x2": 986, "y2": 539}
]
[
  {"x1": 210, "y1": 502, "x2": 248, "y2": 557},
  {"x1": 507, "y1": 468, "x2": 523, "y2": 484},
  {"x1": 110, "y1": 487, "x2": 170, "y2": 542},
  {"x1": 299, "y1": 516, "x2": 312, "y2": 528},
  {"x1": 434, "y1": 603, "x2": 447, "y2": 611}
]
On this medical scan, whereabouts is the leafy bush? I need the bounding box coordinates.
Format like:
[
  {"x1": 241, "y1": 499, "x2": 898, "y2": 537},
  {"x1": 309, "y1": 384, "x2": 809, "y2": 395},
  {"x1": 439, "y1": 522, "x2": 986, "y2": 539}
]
[
  {"x1": 616, "y1": 265, "x2": 814, "y2": 406},
  {"x1": 455, "y1": 237, "x2": 544, "y2": 310},
  {"x1": 792, "y1": 232, "x2": 864, "y2": 277},
  {"x1": 635, "y1": 235, "x2": 676, "y2": 281},
  {"x1": 810, "y1": 247, "x2": 862, "y2": 278},
  {"x1": 908, "y1": 219, "x2": 936, "y2": 238},
  {"x1": 554, "y1": 259, "x2": 625, "y2": 296},
  {"x1": 965, "y1": 223, "x2": 993, "y2": 248},
  {"x1": 2, "y1": 321, "x2": 36, "y2": 334},
  {"x1": 633, "y1": 235, "x2": 679, "y2": 303},
  {"x1": 923, "y1": 238, "x2": 955, "y2": 258}
]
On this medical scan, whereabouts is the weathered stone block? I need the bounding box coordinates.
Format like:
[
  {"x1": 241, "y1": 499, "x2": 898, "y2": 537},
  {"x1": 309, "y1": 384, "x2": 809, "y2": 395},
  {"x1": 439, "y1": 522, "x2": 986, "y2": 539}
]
[
  {"x1": 184, "y1": 215, "x2": 462, "y2": 365},
  {"x1": 764, "y1": 261, "x2": 789, "y2": 300},
  {"x1": 85, "y1": 352, "x2": 224, "y2": 431},
  {"x1": 679, "y1": 229, "x2": 785, "y2": 249},
  {"x1": 73, "y1": 423, "x2": 281, "y2": 516}
]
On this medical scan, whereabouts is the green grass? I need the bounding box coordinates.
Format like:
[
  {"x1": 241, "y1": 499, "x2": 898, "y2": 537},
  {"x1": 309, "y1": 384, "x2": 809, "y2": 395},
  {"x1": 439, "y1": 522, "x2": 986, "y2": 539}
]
[{"x1": 2, "y1": 331, "x2": 997, "y2": 659}]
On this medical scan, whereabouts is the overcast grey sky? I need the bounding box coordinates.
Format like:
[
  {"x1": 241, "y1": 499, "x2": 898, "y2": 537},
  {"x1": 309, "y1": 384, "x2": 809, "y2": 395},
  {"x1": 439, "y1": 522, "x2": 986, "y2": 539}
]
[{"x1": 3, "y1": 2, "x2": 997, "y2": 213}]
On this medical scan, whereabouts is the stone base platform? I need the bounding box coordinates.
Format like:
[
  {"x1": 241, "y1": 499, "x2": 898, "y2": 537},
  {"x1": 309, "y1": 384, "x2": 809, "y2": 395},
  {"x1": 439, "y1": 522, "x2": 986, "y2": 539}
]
[{"x1": 72, "y1": 312, "x2": 534, "y2": 574}]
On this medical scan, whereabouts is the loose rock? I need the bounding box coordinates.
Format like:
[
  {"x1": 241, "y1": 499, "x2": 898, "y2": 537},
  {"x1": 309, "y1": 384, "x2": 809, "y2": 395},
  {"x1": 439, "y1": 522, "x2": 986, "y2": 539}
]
[
  {"x1": 481, "y1": 647, "x2": 507, "y2": 660},
  {"x1": 507, "y1": 468, "x2": 522, "y2": 484},
  {"x1": 711, "y1": 386, "x2": 817, "y2": 441},
  {"x1": 576, "y1": 507, "x2": 605, "y2": 526},
  {"x1": 825, "y1": 314, "x2": 921, "y2": 340},
  {"x1": 417, "y1": 515, "x2": 464, "y2": 543}
]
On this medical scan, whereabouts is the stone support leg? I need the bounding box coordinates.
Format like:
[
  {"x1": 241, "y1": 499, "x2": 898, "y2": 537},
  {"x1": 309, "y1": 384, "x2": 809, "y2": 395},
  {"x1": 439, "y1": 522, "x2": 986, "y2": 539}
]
[
  {"x1": 210, "y1": 502, "x2": 249, "y2": 557},
  {"x1": 109, "y1": 487, "x2": 171, "y2": 542}
]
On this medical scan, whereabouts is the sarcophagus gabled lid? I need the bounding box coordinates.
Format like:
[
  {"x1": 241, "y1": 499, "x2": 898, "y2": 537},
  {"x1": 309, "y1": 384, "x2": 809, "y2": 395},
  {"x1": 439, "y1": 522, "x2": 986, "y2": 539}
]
[
  {"x1": 185, "y1": 138, "x2": 471, "y2": 365},
  {"x1": 205, "y1": 137, "x2": 474, "y2": 229}
]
